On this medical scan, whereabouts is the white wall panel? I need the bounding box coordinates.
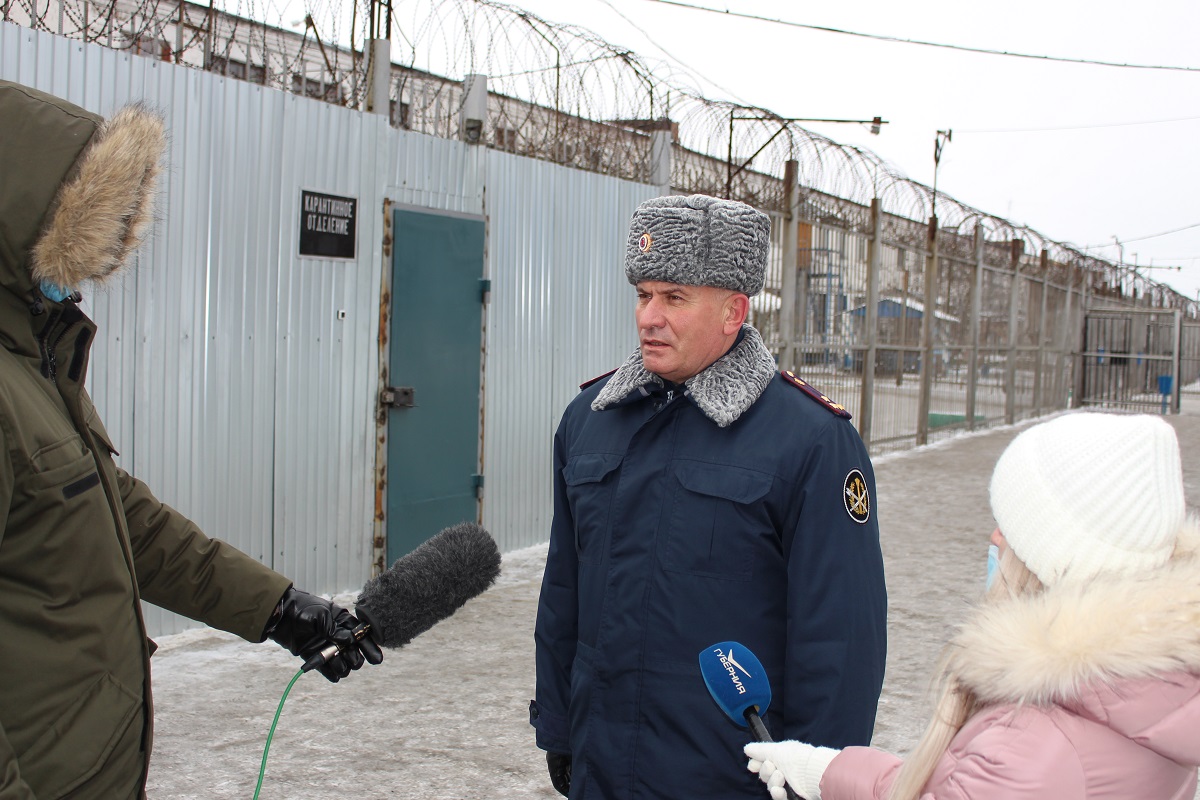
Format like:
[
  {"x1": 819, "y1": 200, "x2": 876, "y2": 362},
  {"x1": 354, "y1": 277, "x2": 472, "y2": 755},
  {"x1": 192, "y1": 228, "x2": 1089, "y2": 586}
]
[
  {"x1": 384, "y1": 128, "x2": 485, "y2": 215},
  {"x1": 269, "y1": 96, "x2": 383, "y2": 595},
  {"x1": 481, "y1": 151, "x2": 658, "y2": 553}
]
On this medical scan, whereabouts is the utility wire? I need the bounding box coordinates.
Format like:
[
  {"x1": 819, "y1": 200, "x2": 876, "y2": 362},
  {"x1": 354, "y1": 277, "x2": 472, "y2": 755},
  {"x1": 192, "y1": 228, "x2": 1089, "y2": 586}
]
[
  {"x1": 1117, "y1": 222, "x2": 1200, "y2": 244},
  {"x1": 1081, "y1": 222, "x2": 1200, "y2": 250},
  {"x1": 595, "y1": 0, "x2": 751, "y2": 105},
  {"x1": 638, "y1": 0, "x2": 1200, "y2": 73},
  {"x1": 960, "y1": 114, "x2": 1200, "y2": 134}
]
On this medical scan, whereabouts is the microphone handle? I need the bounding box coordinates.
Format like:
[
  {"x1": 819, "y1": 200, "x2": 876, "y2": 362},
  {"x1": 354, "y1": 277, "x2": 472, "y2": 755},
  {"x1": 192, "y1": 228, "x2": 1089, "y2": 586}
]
[
  {"x1": 745, "y1": 710, "x2": 803, "y2": 800},
  {"x1": 300, "y1": 622, "x2": 372, "y2": 673}
]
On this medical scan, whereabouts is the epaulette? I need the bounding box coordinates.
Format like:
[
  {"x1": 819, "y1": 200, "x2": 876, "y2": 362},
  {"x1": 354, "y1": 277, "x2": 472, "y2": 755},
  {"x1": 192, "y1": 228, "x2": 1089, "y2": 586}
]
[
  {"x1": 579, "y1": 368, "x2": 617, "y2": 391},
  {"x1": 780, "y1": 370, "x2": 852, "y2": 419}
]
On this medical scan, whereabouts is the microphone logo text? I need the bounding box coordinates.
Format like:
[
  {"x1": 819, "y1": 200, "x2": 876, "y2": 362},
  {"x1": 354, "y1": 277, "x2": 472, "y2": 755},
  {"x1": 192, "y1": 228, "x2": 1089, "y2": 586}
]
[{"x1": 714, "y1": 647, "x2": 752, "y2": 695}]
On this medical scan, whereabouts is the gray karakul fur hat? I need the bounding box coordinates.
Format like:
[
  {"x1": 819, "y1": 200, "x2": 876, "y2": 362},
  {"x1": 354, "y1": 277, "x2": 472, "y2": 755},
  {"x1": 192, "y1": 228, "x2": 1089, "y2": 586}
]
[{"x1": 624, "y1": 194, "x2": 770, "y2": 296}]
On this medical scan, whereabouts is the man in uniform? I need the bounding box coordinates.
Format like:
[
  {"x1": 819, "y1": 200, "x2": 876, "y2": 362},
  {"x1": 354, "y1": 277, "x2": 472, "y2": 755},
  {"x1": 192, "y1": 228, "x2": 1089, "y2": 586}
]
[
  {"x1": 0, "y1": 81, "x2": 381, "y2": 798},
  {"x1": 531, "y1": 194, "x2": 887, "y2": 799}
]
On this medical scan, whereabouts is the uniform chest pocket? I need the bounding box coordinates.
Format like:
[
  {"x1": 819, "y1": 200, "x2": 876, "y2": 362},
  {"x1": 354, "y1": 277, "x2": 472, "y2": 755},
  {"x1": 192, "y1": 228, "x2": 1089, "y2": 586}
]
[
  {"x1": 563, "y1": 453, "x2": 623, "y2": 563},
  {"x1": 659, "y1": 462, "x2": 773, "y2": 581}
]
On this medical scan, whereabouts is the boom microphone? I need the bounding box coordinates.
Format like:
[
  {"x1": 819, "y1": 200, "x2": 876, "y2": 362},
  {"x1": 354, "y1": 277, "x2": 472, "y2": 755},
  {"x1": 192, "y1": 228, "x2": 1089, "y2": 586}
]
[
  {"x1": 699, "y1": 641, "x2": 801, "y2": 800},
  {"x1": 302, "y1": 522, "x2": 501, "y2": 672}
]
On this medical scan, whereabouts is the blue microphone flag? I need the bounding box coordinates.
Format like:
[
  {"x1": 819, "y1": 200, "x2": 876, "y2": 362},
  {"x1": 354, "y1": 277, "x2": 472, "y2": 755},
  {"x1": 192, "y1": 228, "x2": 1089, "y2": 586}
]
[{"x1": 698, "y1": 641, "x2": 771, "y2": 727}]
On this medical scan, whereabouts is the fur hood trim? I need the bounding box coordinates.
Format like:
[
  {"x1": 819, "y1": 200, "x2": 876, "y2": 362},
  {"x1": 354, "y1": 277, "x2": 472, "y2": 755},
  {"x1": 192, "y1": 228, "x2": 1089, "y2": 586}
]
[
  {"x1": 591, "y1": 324, "x2": 776, "y2": 427},
  {"x1": 31, "y1": 103, "x2": 164, "y2": 288},
  {"x1": 948, "y1": 517, "x2": 1200, "y2": 705}
]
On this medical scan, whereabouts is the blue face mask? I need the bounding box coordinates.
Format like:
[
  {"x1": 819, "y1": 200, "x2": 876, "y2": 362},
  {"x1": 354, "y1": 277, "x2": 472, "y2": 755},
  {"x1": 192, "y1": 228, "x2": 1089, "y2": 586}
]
[
  {"x1": 986, "y1": 544, "x2": 1000, "y2": 590},
  {"x1": 39, "y1": 280, "x2": 76, "y2": 303}
]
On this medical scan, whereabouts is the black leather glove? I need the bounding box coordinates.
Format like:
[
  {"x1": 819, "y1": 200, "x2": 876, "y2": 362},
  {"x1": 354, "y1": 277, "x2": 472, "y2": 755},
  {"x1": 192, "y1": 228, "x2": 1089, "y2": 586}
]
[
  {"x1": 265, "y1": 587, "x2": 384, "y2": 682},
  {"x1": 546, "y1": 751, "x2": 571, "y2": 797}
]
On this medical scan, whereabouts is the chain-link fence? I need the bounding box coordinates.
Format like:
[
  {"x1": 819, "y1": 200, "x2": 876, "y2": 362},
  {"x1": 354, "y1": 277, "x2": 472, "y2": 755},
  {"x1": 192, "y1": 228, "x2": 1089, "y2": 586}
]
[{"x1": 751, "y1": 211, "x2": 1099, "y2": 453}]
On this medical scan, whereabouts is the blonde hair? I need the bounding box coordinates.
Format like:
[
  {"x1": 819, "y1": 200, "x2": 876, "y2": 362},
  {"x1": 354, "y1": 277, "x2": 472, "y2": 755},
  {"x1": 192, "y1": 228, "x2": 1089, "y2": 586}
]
[{"x1": 887, "y1": 545, "x2": 1043, "y2": 800}]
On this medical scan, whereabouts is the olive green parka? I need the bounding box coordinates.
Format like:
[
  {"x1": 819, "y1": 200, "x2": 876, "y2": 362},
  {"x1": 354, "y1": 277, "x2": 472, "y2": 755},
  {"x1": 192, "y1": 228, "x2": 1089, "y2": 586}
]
[{"x1": 0, "y1": 81, "x2": 292, "y2": 799}]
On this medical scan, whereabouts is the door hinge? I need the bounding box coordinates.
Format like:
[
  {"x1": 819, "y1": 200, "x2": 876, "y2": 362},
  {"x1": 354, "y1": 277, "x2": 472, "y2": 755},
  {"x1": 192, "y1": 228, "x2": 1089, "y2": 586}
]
[
  {"x1": 381, "y1": 386, "x2": 415, "y2": 408},
  {"x1": 479, "y1": 278, "x2": 492, "y2": 304}
]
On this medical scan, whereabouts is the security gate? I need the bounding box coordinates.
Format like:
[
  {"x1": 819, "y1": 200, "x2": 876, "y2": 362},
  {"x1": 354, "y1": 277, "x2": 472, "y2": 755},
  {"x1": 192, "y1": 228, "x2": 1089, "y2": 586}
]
[
  {"x1": 1080, "y1": 308, "x2": 1182, "y2": 413},
  {"x1": 1182, "y1": 321, "x2": 1200, "y2": 398}
]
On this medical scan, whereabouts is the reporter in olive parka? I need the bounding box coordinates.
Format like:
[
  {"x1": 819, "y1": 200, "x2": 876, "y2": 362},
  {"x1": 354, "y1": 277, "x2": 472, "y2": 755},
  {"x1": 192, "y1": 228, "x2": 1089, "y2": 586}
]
[{"x1": 0, "y1": 81, "x2": 381, "y2": 799}]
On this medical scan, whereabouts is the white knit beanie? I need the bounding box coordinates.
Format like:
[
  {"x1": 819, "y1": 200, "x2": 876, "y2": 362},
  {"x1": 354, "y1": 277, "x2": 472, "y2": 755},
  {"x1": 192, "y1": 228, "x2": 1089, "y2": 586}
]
[{"x1": 989, "y1": 412, "x2": 1185, "y2": 586}]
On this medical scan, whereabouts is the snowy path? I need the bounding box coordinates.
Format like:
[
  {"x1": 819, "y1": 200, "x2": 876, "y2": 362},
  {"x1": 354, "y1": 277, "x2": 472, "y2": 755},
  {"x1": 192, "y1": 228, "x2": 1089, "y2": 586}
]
[{"x1": 146, "y1": 407, "x2": 1200, "y2": 798}]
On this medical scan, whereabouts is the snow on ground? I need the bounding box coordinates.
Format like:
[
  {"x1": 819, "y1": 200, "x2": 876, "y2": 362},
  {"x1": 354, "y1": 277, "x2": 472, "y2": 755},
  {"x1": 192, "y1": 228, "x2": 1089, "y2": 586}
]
[{"x1": 146, "y1": 405, "x2": 1200, "y2": 798}]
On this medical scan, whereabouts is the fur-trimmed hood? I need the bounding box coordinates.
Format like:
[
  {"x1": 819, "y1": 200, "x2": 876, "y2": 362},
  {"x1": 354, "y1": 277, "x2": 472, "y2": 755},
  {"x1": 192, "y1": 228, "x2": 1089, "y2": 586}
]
[
  {"x1": 948, "y1": 519, "x2": 1200, "y2": 707},
  {"x1": 591, "y1": 323, "x2": 777, "y2": 427},
  {"x1": 0, "y1": 81, "x2": 163, "y2": 310}
]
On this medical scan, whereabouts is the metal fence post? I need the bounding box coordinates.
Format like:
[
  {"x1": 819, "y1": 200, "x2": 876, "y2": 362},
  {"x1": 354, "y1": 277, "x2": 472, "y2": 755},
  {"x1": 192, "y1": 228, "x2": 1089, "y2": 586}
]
[
  {"x1": 796, "y1": 223, "x2": 811, "y2": 366},
  {"x1": 917, "y1": 215, "x2": 937, "y2": 446},
  {"x1": 1173, "y1": 309, "x2": 1183, "y2": 413},
  {"x1": 369, "y1": 39, "x2": 395, "y2": 116},
  {"x1": 1058, "y1": 261, "x2": 1075, "y2": 409},
  {"x1": 1033, "y1": 248, "x2": 1049, "y2": 414},
  {"x1": 779, "y1": 160, "x2": 799, "y2": 371},
  {"x1": 1005, "y1": 239, "x2": 1022, "y2": 424},
  {"x1": 896, "y1": 254, "x2": 908, "y2": 387},
  {"x1": 859, "y1": 198, "x2": 881, "y2": 446},
  {"x1": 966, "y1": 226, "x2": 983, "y2": 430},
  {"x1": 1075, "y1": 262, "x2": 1091, "y2": 406},
  {"x1": 176, "y1": 1, "x2": 185, "y2": 63},
  {"x1": 651, "y1": 124, "x2": 672, "y2": 193}
]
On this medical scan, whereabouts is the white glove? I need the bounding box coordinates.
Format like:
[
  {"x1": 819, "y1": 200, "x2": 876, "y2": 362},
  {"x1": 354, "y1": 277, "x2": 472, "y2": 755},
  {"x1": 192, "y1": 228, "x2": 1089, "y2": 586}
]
[{"x1": 745, "y1": 741, "x2": 840, "y2": 800}]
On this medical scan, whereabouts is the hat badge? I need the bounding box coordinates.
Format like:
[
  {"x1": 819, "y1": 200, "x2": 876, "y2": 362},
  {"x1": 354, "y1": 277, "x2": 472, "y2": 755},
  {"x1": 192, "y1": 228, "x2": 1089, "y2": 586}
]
[{"x1": 638, "y1": 232, "x2": 653, "y2": 253}]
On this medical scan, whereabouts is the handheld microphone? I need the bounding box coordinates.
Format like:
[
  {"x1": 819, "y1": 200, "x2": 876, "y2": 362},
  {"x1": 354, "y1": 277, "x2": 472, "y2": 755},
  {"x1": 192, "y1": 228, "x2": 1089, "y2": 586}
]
[
  {"x1": 699, "y1": 641, "x2": 801, "y2": 800},
  {"x1": 302, "y1": 522, "x2": 502, "y2": 672}
]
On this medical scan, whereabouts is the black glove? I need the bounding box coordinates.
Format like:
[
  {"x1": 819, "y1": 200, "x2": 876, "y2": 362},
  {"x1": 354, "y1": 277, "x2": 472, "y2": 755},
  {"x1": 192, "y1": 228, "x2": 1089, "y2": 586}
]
[
  {"x1": 546, "y1": 751, "x2": 571, "y2": 797},
  {"x1": 265, "y1": 587, "x2": 384, "y2": 682}
]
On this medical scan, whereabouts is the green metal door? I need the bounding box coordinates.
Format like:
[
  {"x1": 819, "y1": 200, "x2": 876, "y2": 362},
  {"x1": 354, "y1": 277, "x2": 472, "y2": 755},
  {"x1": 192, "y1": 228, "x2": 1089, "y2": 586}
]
[{"x1": 386, "y1": 206, "x2": 485, "y2": 564}]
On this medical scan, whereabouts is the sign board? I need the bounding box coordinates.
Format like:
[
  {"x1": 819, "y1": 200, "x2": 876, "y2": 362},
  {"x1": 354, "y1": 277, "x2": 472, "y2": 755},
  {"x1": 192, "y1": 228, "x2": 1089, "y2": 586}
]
[{"x1": 299, "y1": 190, "x2": 357, "y2": 259}]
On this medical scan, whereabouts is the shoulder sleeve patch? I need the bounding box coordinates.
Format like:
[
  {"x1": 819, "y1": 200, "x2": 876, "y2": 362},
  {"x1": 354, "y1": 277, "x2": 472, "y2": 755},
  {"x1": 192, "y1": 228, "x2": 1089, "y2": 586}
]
[
  {"x1": 780, "y1": 371, "x2": 852, "y2": 419},
  {"x1": 579, "y1": 368, "x2": 618, "y2": 391}
]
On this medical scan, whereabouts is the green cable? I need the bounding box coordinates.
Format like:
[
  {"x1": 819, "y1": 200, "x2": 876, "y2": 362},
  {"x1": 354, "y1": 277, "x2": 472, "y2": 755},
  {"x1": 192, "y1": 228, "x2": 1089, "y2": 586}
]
[{"x1": 253, "y1": 668, "x2": 304, "y2": 800}]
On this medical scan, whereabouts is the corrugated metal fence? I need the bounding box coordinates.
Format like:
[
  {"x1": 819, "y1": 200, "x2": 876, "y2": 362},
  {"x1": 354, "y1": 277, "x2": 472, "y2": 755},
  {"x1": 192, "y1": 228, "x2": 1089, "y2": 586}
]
[
  {"x1": 483, "y1": 153, "x2": 657, "y2": 553},
  {"x1": 2, "y1": 22, "x2": 651, "y2": 635}
]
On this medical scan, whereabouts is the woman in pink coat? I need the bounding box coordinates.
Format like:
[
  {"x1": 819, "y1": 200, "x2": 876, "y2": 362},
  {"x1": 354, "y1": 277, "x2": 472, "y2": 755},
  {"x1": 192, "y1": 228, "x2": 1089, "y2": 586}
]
[{"x1": 746, "y1": 412, "x2": 1200, "y2": 800}]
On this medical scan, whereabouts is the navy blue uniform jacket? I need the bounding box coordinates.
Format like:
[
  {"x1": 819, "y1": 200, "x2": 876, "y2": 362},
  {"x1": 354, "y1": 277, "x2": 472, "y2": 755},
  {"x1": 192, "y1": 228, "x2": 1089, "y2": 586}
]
[{"x1": 532, "y1": 326, "x2": 887, "y2": 799}]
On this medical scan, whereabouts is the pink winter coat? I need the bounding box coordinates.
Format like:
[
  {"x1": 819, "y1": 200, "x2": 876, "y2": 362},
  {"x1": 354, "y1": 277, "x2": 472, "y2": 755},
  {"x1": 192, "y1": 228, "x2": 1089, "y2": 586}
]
[{"x1": 821, "y1": 530, "x2": 1200, "y2": 799}]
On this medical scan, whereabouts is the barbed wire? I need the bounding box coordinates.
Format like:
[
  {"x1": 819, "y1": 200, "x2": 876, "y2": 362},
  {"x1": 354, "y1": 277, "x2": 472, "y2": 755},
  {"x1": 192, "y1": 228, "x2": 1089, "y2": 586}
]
[{"x1": 4, "y1": 0, "x2": 1191, "y2": 310}]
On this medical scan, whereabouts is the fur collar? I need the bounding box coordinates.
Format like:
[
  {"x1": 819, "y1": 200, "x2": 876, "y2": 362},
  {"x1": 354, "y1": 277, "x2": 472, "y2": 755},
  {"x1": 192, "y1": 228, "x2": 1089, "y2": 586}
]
[
  {"x1": 31, "y1": 103, "x2": 164, "y2": 289},
  {"x1": 591, "y1": 324, "x2": 777, "y2": 428},
  {"x1": 948, "y1": 519, "x2": 1200, "y2": 705}
]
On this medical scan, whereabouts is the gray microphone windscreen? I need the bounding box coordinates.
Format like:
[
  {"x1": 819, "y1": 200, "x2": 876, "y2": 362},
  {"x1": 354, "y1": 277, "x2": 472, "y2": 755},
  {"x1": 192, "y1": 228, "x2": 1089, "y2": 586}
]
[{"x1": 354, "y1": 522, "x2": 501, "y2": 648}]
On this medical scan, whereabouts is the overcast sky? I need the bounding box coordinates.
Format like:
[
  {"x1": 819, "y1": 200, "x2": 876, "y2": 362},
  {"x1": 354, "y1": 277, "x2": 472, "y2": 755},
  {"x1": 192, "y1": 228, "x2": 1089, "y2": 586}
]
[{"x1": 274, "y1": 0, "x2": 1200, "y2": 299}]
